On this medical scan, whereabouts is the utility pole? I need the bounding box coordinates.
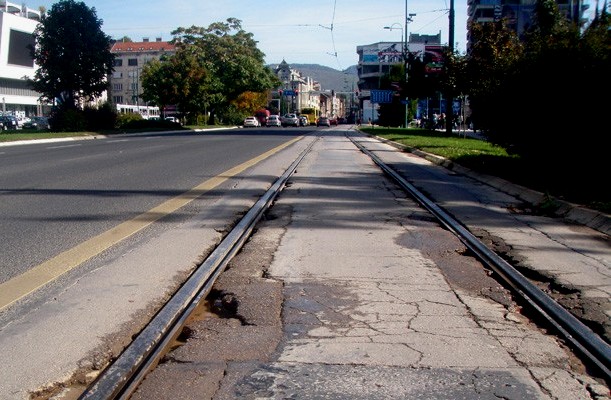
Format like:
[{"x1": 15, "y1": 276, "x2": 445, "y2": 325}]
[
  {"x1": 445, "y1": 0, "x2": 455, "y2": 135},
  {"x1": 404, "y1": 0, "x2": 408, "y2": 129}
]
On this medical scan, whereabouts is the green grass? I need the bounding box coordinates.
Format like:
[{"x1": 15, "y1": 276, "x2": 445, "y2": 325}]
[
  {"x1": 361, "y1": 127, "x2": 609, "y2": 214},
  {"x1": 0, "y1": 130, "x2": 98, "y2": 142}
]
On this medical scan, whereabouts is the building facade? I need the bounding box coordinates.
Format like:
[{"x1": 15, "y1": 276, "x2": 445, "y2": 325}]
[
  {"x1": 109, "y1": 38, "x2": 176, "y2": 117},
  {"x1": 0, "y1": 1, "x2": 48, "y2": 119},
  {"x1": 273, "y1": 59, "x2": 346, "y2": 121},
  {"x1": 273, "y1": 60, "x2": 320, "y2": 116},
  {"x1": 466, "y1": 0, "x2": 589, "y2": 48},
  {"x1": 356, "y1": 32, "x2": 441, "y2": 122}
]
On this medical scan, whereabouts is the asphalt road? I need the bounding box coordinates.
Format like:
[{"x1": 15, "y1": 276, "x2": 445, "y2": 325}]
[{"x1": 0, "y1": 128, "x2": 314, "y2": 399}]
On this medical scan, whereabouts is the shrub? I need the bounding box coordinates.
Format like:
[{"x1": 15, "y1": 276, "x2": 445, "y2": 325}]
[
  {"x1": 116, "y1": 113, "x2": 144, "y2": 128},
  {"x1": 48, "y1": 108, "x2": 87, "y2": 132},
  {"x1": 84, "y1": 102, "x2": 117, "y2": 130}
]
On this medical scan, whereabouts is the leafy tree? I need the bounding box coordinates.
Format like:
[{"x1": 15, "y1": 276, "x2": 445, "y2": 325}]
[
  {"x1": 406, "y1": 50, "x2": 442, "y2": 103},
  {"x1": 232, "y1": 91, "x2": 269, "y2": 117},
  {"x1": 29, "y1": 0, "x2": 114, "y2": 110},
  {"x1": 463, "y1": 18, "x2": 523, "y2": 139},
  {"x1": 462, "y1": 0, "x2": 610, "y2": 204},
  {"x1": 377, "y1": 64, "x2": 407, "y2": 127},
  {"x1": 168, "y1": 18, "x2": 281, "y2": 124},
  {"x1": 140, "y1": 52, "x2": 210, "y2": 120}
]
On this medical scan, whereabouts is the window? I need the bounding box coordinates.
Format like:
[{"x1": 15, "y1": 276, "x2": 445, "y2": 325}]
[
  {"x1": 113, "y1": 96, "x2": 123, "y2": 104},
  {"x1": 114, "y1": 59, "x2": 123, "y2": 67},
  {"x1": 113, "y1": 83, "x2": 123, "y2": 90},
  {"x1": 8, "y1": 29, "x2": 35, "y2": 67},
  {"x1": 128, "y1": 59, "x2": 138, "y2": 66},
  {"x1": 112, "y1": 71, "x2": 122, "y2": 79}
]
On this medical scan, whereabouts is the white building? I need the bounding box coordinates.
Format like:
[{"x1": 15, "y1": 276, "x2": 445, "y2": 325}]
[
  {"x1": 274, "y1": 60, "x2": 320, "y2": 115},
  {"x1": 0, "y1": 1, "x2": 48, "y2": 117},
  {"x1": 109, "y1": 38, "x2": 176, "y2": 116}
]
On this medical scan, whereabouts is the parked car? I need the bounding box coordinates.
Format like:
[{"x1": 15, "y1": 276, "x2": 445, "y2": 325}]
[
  {"x1": 243, "y1": 116, "x2": 260, "y2": 127},
  {"x1": 329, "y1": 117, "x2": 338, "y2": 126},
  {"x1": 23, "y1": 116, "x2": 50, "y2": 130},
  {"x1": 281, "y1": 113, "x2": 299, "y2": 127},
  {"x1": 0, "y1": 115, "x2": 19, "y2": 130},
  {"x1": 298, "y1": 115, "x2": 308, "y2": 126},
  {"x1": 266, "y1": 115, "x2": 282, "y2": 127},
  {"x1": 316, "y1": 116, "x2": 331, "y2": 127}
]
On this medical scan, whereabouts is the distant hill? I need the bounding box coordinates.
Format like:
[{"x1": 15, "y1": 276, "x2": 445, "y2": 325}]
[{"x1": 268, "y1": 63, "x2": 358, "y2": 94}]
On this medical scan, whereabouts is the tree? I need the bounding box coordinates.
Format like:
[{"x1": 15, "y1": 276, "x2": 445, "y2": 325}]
[
  {"x1": 140, "y1": 52, "x2": 210, "y2": 120},
  {"x1": 29, "y1": 0, "x2": 114, "y2": 110},
  {"x1": 377, "y1": 64, "x2": 407, "y2": 127},
  {"x1": 461, "y1": 0, "x2": 610, "y2": 204},
  {"x1": 168, "y1": 18, "x2": 281, "y2": 124},
  {"x1": 463, "y1": 18, "x2": 523, "y2": 139}
]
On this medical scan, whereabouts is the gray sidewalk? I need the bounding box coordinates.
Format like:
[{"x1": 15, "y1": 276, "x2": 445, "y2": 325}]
[{"x1": 132, "y1": 132, "x2": 608, "y2": 399}]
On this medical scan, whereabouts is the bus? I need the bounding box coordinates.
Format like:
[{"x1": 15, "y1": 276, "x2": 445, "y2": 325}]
[
  {"x1": 116, "y1": 104, "x2": 160, "y2": 120},
  {"x1": 299, "y1": 108, "x2": 319, "y2": 126}
]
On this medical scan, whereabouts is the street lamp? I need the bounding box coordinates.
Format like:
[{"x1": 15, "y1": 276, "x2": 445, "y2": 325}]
[{"x1": 383, "y1": 23, "x2": 403, "y2": 63}]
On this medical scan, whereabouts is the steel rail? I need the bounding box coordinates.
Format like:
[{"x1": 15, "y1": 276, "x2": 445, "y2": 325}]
[
  {"x1": 347, "y1": 132, "x2": 611, "y2": 383},
  {"x1": 78, "y1": 137, "x2": 317, "y2": 400}
]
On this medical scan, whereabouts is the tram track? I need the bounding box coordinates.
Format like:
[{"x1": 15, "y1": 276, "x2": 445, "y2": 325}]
[
  {"x1": 347, "y1": 132, "x2": 611, "y2": 385},
  {"x1": 78, "y1": 132, "x2": 610, "y2": 399},
  {"x1": 77, "y1": 137, "x2": 317, "y2": 400}
]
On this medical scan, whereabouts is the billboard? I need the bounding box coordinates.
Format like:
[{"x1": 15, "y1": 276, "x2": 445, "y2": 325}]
[{"x1": 424, "y1": 45, "x2": 444, "y2": 75}]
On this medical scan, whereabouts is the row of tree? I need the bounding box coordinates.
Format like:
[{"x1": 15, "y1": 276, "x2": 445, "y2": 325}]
[
  {"x1": 28, "y1": 1, "x2": 281, "y2": 130},
  {"x1": 376, "y1": 0, "x2": 609, "y2": 203}
]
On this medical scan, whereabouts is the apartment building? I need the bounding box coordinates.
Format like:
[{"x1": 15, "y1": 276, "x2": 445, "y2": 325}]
[
  {"x1": 109, "y1": 38, "x2": 176, "y2": 115},
  {"x1": 356, "y1": 32, "x2": 442, "y2": 122},
  {"x1": 466, "y1": 0, "x2": 589, "y2": 46}
]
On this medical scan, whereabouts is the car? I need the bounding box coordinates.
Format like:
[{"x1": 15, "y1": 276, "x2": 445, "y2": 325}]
[
  {"x1": 281, "y1": 113, "x2": 299, "y2": 127},
  {"x1": 23, "y1": 116, "x2": 50, "y2": 130},
  {"x1": 316, "y1": 116, "x2": 331, "y2": 127},
  {"x1": 0, "y1": 115, "x2": 19, "y2": 130},
  {"x1": 266, "y1": 115, "x2": 282, "y2": 127},
  {"x1": 298, "y1": 115, "x2": 308, "y2": 126},
  {"x1": 243, "y1": 116, "x2": 260, "y2": 127},
  {"x1": 329, "y1": 117, "x2": 338, "y2": 126}
]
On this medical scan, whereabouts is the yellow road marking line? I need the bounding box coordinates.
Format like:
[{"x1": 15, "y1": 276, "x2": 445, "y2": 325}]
[{"x1": 0, "y1": 136, "x2": 303, "y2": 310}]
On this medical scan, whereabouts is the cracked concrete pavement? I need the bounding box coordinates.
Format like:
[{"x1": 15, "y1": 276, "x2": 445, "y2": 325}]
[{"x1": 132, "y1": 131, "x2": 609, "y2": 400}]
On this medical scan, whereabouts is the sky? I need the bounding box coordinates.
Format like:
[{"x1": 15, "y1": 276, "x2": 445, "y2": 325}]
[{"x1": 26, "y1": 0, "x2": 470, "y2": 70}]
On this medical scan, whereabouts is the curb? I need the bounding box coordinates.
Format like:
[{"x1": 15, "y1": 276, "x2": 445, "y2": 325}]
[
  {"x1": 0, "y1": 126, "x2": 239, "y2": 147},
  {"x1": 370, "y1": 133, "x2": 611, "y2": 237}
]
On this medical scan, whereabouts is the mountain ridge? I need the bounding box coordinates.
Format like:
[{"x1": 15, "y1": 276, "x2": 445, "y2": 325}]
[{"x1": 268, "y1": 63, "x2": 358, "y2": 94}]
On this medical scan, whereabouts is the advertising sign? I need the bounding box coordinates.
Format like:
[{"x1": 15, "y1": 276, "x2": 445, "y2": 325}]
[{"x1": 370, "y1": 90, "x2": 394, "y2": 104}]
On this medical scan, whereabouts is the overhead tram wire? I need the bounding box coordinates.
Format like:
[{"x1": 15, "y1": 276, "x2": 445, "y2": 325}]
[{"x1": 318, "y1": 0, "x2": 341, "y2": 70}]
